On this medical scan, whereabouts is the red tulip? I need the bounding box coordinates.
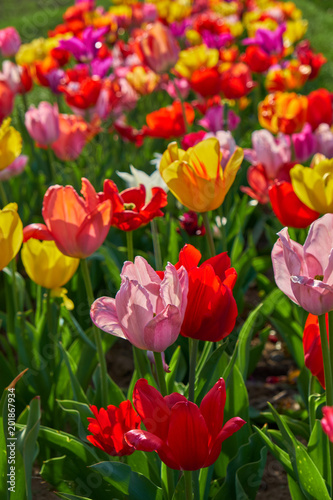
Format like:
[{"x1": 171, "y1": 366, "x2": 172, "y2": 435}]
[
  {"x1": 125, "y1": 378, "x2": 246, "y2": 470},
  {"x1": 240, "y1": 163, "x2": 271, "y2": 204},
  {"x1": 296, "y1": 41, "x2": 327, "y2": 80},
  {"x1": 242, "y1": 46, "x2": 272, "y2": 73},
  {"x1": 103, "y1": 180, "x2": 167, "y2": 232},
  {"x1": 269, "y1": 181, "x2": 319, "y2": 229},
  {"x1": 159, "y1": 244, "x2": 237, "y2": 342},
  {"x1": 59, "y1": 76, "x2": 103, "y2": 109},
  {"x1": 87, "y1": 401, "x2": 141, "y2": 456},
  {"x1": 303, "y1": 313, "x2": 327, "y2": 389},
  {"x1": 190, "y1": 67, "x2": 221, "y2": 98},
  {"x1": 143, "y1": 101, "x2": 195, "y2": 139},
  {"x1": 307, "y1": 89, "x2": 332, "y2": 132},
  {"x1": 37, "y1": 178, "x2": 112, "y2": 258},
  {"x1": 220, "y1": 63, "x2": 256, "y2": 100}
]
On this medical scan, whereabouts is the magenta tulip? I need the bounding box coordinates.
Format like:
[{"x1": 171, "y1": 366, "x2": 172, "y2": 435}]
[{"x1": 25, "y1": 102, "x2": 60, "y2": 146}]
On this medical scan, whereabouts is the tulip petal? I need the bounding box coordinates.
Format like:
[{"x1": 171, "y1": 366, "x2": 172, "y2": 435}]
[
  {"x1": 200, "y1": 378, "x2": 226, "y2": 441},
  {"x1": 143, "y1": 304, "x2": 181, "y2": 352},
  {"x1": 23, "y1": 223, "x2": 53, "y2": 242},
  {"x1": 125, "y1": 430, "x2": 180, "y2": 470},
  {"x1": 90, "y1": 297, "x2": 127, "y2": 339},
  {"x1": 177, "y1": 244, "x2": 201, "y2": 271},
  {"x1": 121, "y1": 256, "x2": 161, "y2": 293},
  {"x1": 76, "y1": 199, "x2": 112, "y2": 258},
  {"x1": 205, "y1": 417, "x2": 246, "y2": 467}
]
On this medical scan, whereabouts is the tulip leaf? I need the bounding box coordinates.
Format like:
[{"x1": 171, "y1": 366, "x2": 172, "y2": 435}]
[
  {"x1": 236, "y1": 302, "x2": 263, "y2": 380},
  {"x1": 213, "y1": 433, "x2": 267, "y2": 500},
  {"x1": 57, "y1": 400, "x2": 94, "y2": 443},
  {"x1": 93, "y1": 365, "x2": 125, "y2": 407},
  {"x1": 287, "y1": 475, "x2": 309, "y2": 500},
  {"x1": 16, "y1": 396, "x2": 41, "y2": 500},
  {"x1": 194, "y1": 341, "x2": 229, "y2": 404},
  {"x1": 58, "y1": 343, "x2": 90, "y2": 405},
  {"x1": 307, "y1": 420, "x2": 330, "y2": 486},
  {"x1": 41, "y1": 455, "x2": 117, "y2": 499},
  {"x1": 166, "y1": 346, "x2": 184, "y2": 394},
  {"x1": 90, "y1": 461, "x2": 163, "y2": 500}
]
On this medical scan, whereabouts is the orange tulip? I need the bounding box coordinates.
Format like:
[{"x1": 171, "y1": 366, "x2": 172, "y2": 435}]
[
  {"x1": 258, "y1": 92, "x2": 308, "y2": 135},
  {"x1": 26, "y1": 178, "x2": 113, "y2": 259},
  {"x1": 51, "y1": 114, "x2": 94, "y2": 161}
]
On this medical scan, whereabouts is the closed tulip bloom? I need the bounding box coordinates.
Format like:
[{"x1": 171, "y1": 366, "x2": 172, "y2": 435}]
[
  {"x1": 0, "y1": 27, "x2": 21, "y2": 57},
  {"x1": 25, "y1": 102, "x2": 60, "y2": 146},
  {"x1": 21, "y1": 238, "x2": 79, "y2": 289},
  {"x1": 259, "y1": 92, "x2": 308, "y2": 135},
  {"x1": 290, "y1": 158, "x2": 333, "y2": 214},
  {"x1": 0, "y1": 82, "x2": 15, "y2": 124},
  {"x1": 87, "y1": 401, "x2": 141, "y2": 457},
  {"x1": 144, "y1": 101, "x2": 195, "y2": 139},
  {"x1": 51, "y1": 114, "x2": 91, "y2": 161},
  {"x1": 0, "y1": 203, "x2": 23, "y2": 271},
  {"x1": 271, "y1": 214, "x2": 333, "y2": 316},
  {"x1": 91, "y1": 257, "x2": 188, "y2": 352},
  {"x1": 303, "y1": 313, "x2": 326, "y2": 389},
  {"x1": 269, "y1": 181, "x2": 319, "y2": 228},
  {"x1": 248, "y1": 129, "x2": 291, "y2": 179},
  {"x1": 41, "y1": 178, "x2": 112, "y2": 258},
  {"x1": 159, "y1": 138, "x2": 243, "y2": 213},
  {"x1": 125, "y1": 378, "x2": 246, "y2": 470},
  {"x1": 135, "y1": 22, "x2": 180, "y2": 74},
  {"x1": 321, "y1": 407, "x2": 333, "y2": 443},
  {"x1": 0, "y1": 118, "x2": 22, "y2": 171},
  {"x1": 307, "y1": 89, "x2": 332, "y2": 132}
]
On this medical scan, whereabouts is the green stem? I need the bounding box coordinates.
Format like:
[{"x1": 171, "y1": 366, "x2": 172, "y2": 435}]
[
  {"x1": 81, "y1": 258, "x2": 108, "y2": 406},
  {"x1": 151, "y1": 219, "x2": 163, "y2": 270},
  {"x1": 10, "y1": 259, "x2": 18, "y2": 315},
  {"x1": 154, "y1": 351, "x2": 168, "y2": 397},
  {"x1": 0, "y1": 182, "x2": 8, "y2": 206},
  {"x1": 308, "y1": 373, "x2": 316, "y2": 433},
  {"x1": 188, "y1": 339, "x2": 199, "y2": 402},
  {"x1": 192, "y1": 470, "x2": 200, "y2": 500},
  {"x1": 172, "y1": 75, "x2": 188, "y2": 134},
  {"x1": 318, "y1": 314, "x2": 333, "y2": 492},
  {"x1": 328, "y1": 311, "x2": 333, "y2": 390},
  {"x1": 126, "y1": 230, "x2": 134, "y2": 261},
  {"x1": 202, "y1": 212, "x2": 215, "y2": 257},
  {"x1": 46, "y1": 148, "x2": 56, "y2": 180},
  {"x1": 184, "y1": 470, "x2": 193, "y2": 500}
]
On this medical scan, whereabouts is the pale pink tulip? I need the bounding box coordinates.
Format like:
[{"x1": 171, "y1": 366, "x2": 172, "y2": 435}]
[
  {"x1": 25, "y1": 102, "x2": 60, "y2": 146},
  {"x1": 271, "y1": 214, "x2": 333, "y2": 315},
  {"x1": 0, "y1": 27, "x2": 21, "y2": 57},
  {"x1": 292, "y1": 123, "x2": 317, "y2": 162},
  {"x1": 316, "y1": 124, "x2": 333, "y2": 159},
  {"x1": 91, "y1": 257, "x2": 188, "y2": 352},
  {"x1": 245, "y1": 130, "x2": 291, "y2": 179},
  {"x1": 321, "y1": 406, "x2": 333, "y2": 442}
]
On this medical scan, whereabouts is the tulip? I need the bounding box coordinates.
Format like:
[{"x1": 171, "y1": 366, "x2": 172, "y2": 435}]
[
  {"x1": 316, "y1": 124, "x2": 333, "y2": 159},
  {"x1": 246, "y1": 129, "x2": 291, "y2": 179},
  {"x1": 0, "y1": 118, "x2": 22, "y2": 171},
  {"x1": 242, "y1": 24, "x2": 285, "y2": 55},
  {"x1": 190, "y1": 67, "x2": 221, "y2": 98},
  {"x1": 291, "y1": 123, "x2": 317, "y2": 163},
  {"x1": 51, "y1": 114, "x2": 91, "y2": 161},
  {"x1": 269, "y1": 181, "x2": 320, "y2": 228},
  {"x1": 241, "y1": 164, "x2": 271, "y2": 204},
  {"x1": 306, "y1": 89, "x2": 332, "y2": 132},
  {"x1": 21, "y1": 238, "x2": 79, "y2": 289},
  {"x1": 144, "y1": 101, "x2": 195, "y2": 139},
  {"x1": 159, "y1": 138, "x2": 243, "y2": 213},
  {"x1": 178, "y1": 212, "x2": 205, "y2": 237},
  {"x1": 116, "y1": 165, "x2": 168, "y2": 201},
  {"x1": 91, "y1": 257, "x2": 188, "y2": 352},
  {"x1": 220, "y1": 63, "x2": 256, "y2": 100},
  {"x1": 241, "y1": 46, "x2": 272, "y2": 73},
  {"x1": 174, "y1": 45, "x2": 219, "y2": 80},
  {"x1": 125, "y1": 378, "x2": 246, "y2": 470},
  {"x1": 322, "y1": 407, "x2": 333, "y2": 443},
  {"x1": 174, "y1": 244, "x2": 237, "y2": 342},
  {"x1": 0, "y1": 27, "x2": 21, "y2": 57},
  {"x1": 258, "y1": 92, "x2": 308, "y2": 135},
  {"x1": 296, "y1": 41, "x2": 327, "y2": 80},
  {"x1": 303, "y1": 313, "x2": 326, "y2": 389},
  {"x1": 59, "y1": 76, "x2": 103, "y2": 110},
  {"x1": 271, "y1": 214, "x2": 333, "y2": 315},
  {"x1": 0, "y1": 203, "x2": 23, "y2": 271},
  {"x1": 25, "y1": 102, "x2": 60, "y2": 146},
  {"x1": 0, "y1": 82, "x2": 15, "y2": 124},
  {"x1": 102, "y1": 180, "x2": 167, "y2": 232},
  {"x1": 87, "y1": 401, "x2": 141, "y2": 456},
  {"x1": 135, "y1": 22, "x2": 180, "y2": 74},
  {"x1": 290, "y1": 158, "x2": 333, "y2": 214},
  {"x1": 31, "y1": 178, "x2": 112, "y2": 259}
]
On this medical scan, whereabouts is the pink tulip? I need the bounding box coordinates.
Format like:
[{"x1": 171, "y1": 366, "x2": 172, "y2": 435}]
[
  {"x1": 321, "y1": 406, "x2": 333, "y2": 442},
  {"x1": 292, "y1": 123, "x2": 317, "y2": 163},
  {"x1": 245, "y1": 130, "x2": 291, "y2": 179},
  {"x1": 51, "y1": 114, "x2": 91, "y2": 161},
  {"x1": 271, "y1": 214, "x2": 333, "y2": 315},
  {"x1": 0, "y1": 27, "x2": 21, "y2": 57},
  {"x1": 25, "y1": 102, "x2": 60, "y2": 146},
  {"x1": 91, "y1": 257, "x2": 188, "y2": 352},
  {"x1": 0, "y1": 155, "x2": 28, "y2": 181},
  {"x1": 0, "y1": 81, "x2": 14, "y2": 124},
  {"x1": 315, "y1": 124, "x2": 333, "y2": 159}
]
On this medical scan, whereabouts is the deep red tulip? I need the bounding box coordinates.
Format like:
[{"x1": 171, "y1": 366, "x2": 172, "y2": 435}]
[
  {"x1": 190, "y1": 67, "x2": 221, "y2": 98},
  {"x1": 50, "y1": 47, "x2": 71, "y2": 67},
  {"x1": 242, "y1": 46, "x2": 272, "y2": 73},
  {"x1": 269, "y1": 181, "x2": 319, "y2": 229},
  {"x1": 87, "y1": 401, "x2": 141, "y2": 456},
  {"x1": 59, "y1": 76, "x2": 103, "y2": 109},
  {"x1": 178, "y1": 211, "x2": 206, "y2": 236},
  {"x1": 103, "y1": 180, "x2": 167, "y2": 232},
  {"x1": 35, "y1": 57, "x2": 59, "y2": 87},
  {"x1": 160, "y1": 244, "x2": 237, "y2": 342},
  {"x1": 125, "y1": 378, "x2": 246, "y2": 470},
  {"x1": 18, "y1": 64, "x2": 33, "y2": 94},
  {"x1": 143, "y1": 101, "x2": 195, "y2": 139},
  {"x1": 303, "y1": 313, "x2": 327, "y2": 389},
  {"x1": 220, "y1": 63, "x2": 256, "y2": 100},
  {"x1": 296, "y1": 41, "x2": 327, "y2": 80},
  {"x1": 306, "y1": 89, "x2": 332, "y2": 131},
  {"x1": 240, "y1": 164, "x2": 271, "y2": 204}
]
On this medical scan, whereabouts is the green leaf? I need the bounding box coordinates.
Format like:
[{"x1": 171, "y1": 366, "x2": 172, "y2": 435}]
[
  {"x1": 16, "y1": 396, "x2": 41, "y2": 500},
  {"x1": 58, "y1": 343, "x2": 90, "y2": 405},
  {"x1": 254, "y1": 426, "x2": 295, "y2": 478},
  {"x1": 288, "y1": 474, "x2": 308, "y2": 500},
  {"x1": 57, "y1": 400, "x2": 94, "y2": 443},
  {"x1": 307, "y1": 420, "x2": 330, "y2": 485},
  {"x1": 214, "y1": 433, "x2": 267, "y2": 500},
  {"x1": 166, "y1": 346, "x2": 183, "y2": 394},
  {"x1": 236, "y1": 303, "x2": 263, "y2": 380},
  {"x1": 90, "y1": 461, "x2": 163, "y2": 500},
  {"x1": 194, "y1": 341, "x2": 229, "y2": 404}
]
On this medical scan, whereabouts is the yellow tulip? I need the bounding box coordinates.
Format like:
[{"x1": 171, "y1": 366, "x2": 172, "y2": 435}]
[
  {"x1": 0, "y1": 118, "x2": 22, "y2": 171},
  {"x1": 159, "y1": 138, "x2": 244, "y2": 213},
  {"x1": 174, "y1": 45, "x2": 219, "y2": 79},
  {"x1": 21, "y1": 239, "x2": 79, "y2": 289},
  {"x1": 0, "y1": 203, "x2": 23, "y2": 271},
  {"x1": 290, "y1": 159, "x2": 333, "y2": 214},
  {"x1": 51, "y1": 288, "x2": 75, "y2": 310}
]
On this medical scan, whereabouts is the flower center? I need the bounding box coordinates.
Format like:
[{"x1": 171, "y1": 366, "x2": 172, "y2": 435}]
[
  {"x1": 124, "y1": 203, "x2": 136, "y2": 210},
  {"x1": 314, "y1": 275, "x2": 324, "y2": 281}
]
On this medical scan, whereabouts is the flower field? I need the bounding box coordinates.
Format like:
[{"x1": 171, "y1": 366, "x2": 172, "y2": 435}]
[{"x1": 1, "y1": 0, "x2": 333, "y2": 499}]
